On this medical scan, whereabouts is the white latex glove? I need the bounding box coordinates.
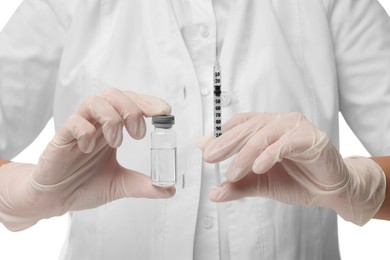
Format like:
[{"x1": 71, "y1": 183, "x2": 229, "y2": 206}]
[
  {"x1": 0, "y1": 88, "x2": 175, "y2": 231},
  {"x1": 199, "y1": 112, "x2": 386, "y2": 226}
]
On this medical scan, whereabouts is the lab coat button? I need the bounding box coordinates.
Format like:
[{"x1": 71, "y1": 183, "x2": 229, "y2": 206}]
[
  {"x1": 199, "y1": 24, "x2": 210, "y2": 38},
  {"x1": 221, "y1": 91, "x2": 232, "y2": 107},
  {"x1": 201, "y1": 88, "x2": 210, "y2": 96},
  {"x1": 203, "y1": 216, "x2": 214, "y2": 229}
]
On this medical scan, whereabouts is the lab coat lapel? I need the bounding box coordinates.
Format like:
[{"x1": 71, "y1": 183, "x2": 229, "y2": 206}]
[
  {"x1": 142, "y1": 0, "x2": 199, "y2": 93},
  {"x1": 220, "y1": 0, "x2": 252, "y2": 112}
]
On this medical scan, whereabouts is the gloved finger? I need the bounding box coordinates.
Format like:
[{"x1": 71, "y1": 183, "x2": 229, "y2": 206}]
[
  {"x1": 2, "y1": 219, "x2": 39, "y2": 232},
  {"x1": 209, "y1": 173, "x2": 268, "y2": 202},
  {"x1": 197, "y1": 133, "x2": 214, "y2": 151},
  {"x1": 252, "y1": 125, "x2": 326, "y2": 174},
  {"x1": 101, "y1": 88, "x2": 146, "y2": 140},
  {"x1": 117, "y1": 168, "x2": 176, "y2": 199},
  {"x1": 55, "y1": 114, "x2": 97, "y2": 153},
  {"x1": 77, "y1": 96, "x2": 124, "y2": 148},
  {"x1": 218, "y1": 112, "x2": 259, "y2": 133},
  {"x1": 198, "y1": 113, "x2": 259, "y2": 151},
  {"x1": 202, "y1": 113, "x2": 285, "y2": 162},
  {"x1": 124, "y1": 91, "x2": 172, "y2": 117},
  {"x1": 225, "y1": 133, "x2": 269, "y2": 182},
  {"x1": 202, "y1": 116, "x2": 263, "y2": 163},
  {"x1": 226, "y1": 118, "x2": 298, "y2": 181}
]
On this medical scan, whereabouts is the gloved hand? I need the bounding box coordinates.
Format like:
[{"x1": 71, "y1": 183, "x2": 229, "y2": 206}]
[
  {"x1": 0, "y1": 88, "x2": 175, "y2": 231},
  {"x1": 199, "y1": 112, "x2": 386, "y2": 226}
]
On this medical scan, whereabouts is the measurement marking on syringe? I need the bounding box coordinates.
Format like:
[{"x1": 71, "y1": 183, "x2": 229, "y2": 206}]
[{"x1": 213, "y1": 64, "x2": 222, "y2": 138}]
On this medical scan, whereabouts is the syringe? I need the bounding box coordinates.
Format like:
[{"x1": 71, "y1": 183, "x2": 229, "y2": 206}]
[
  {"x1": 213, "y1": 61, "x2": 222, "y2": 138},
  {"x1": 212, "y1": 5, "x2": 230, "y2": 260},
  {"x1": 213, "y1": 59, "x2": 222, "y2": 186},
  {"x1": 213, "y1": 43, "x2": 229, "y2": 260}
]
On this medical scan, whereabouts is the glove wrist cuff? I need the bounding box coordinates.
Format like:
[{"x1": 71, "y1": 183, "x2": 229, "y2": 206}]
[
  {"x1": 0, "y1": 162, "x2": 44, "y2": 231},
  {"x1": 333, "y1": 156, "x2": 386, "y2": 226}
]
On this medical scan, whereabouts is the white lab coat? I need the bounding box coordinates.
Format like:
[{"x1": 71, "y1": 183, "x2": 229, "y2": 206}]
[{"x1": 1, "y1": 0, "x2": 390, "y2": 259}]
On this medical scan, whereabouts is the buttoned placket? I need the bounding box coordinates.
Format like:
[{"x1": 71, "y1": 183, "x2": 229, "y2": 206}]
[
  {"x1": 144, "y1": 0, "x2": 233, "y2": 258},
  {"x1": 142, "y1": 1, "x2": 206, "y2": 259},
  {"x1": 182, "y1": 1, "x2": 231, "y2": 260}
]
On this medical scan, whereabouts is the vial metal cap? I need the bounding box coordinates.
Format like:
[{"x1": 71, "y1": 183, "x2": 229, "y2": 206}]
[{"x1": 152, "y1": 115, "x2": 175, "y2": 128}]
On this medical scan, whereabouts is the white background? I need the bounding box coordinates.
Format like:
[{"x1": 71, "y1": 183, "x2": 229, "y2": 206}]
[{"x1": 0, "y1": 1, "x2": 390, "y2": 259}]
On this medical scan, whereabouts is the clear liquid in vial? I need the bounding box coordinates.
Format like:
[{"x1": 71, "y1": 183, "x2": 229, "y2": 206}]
[{"x1": 151, "y1": 148, "x2": 176, "y2": 186}]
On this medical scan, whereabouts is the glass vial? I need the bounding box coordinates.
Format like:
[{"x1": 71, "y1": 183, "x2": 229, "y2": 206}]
[{"x1": 151, "y1": 115, "x2": 176, "y2": 186}]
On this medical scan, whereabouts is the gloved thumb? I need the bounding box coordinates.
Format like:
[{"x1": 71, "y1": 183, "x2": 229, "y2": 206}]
[
  {"x1": 209, "y1": 173, "x2": 268, "y2": 202},
  {"x1": 119, "y1": 169, "x2": 176, "y2": 199}
]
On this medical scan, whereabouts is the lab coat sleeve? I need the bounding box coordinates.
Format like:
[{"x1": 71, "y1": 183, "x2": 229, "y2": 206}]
[
  {"x1": 0, "y1": 0, "x2": 77, "y2": 159},
  {"x1": 329, "y1": 0, "x2": 390, "y2": 155}
]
